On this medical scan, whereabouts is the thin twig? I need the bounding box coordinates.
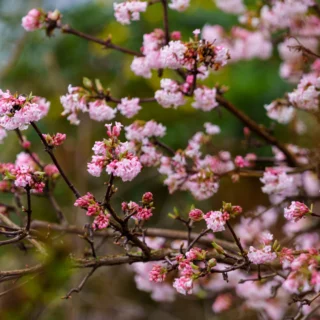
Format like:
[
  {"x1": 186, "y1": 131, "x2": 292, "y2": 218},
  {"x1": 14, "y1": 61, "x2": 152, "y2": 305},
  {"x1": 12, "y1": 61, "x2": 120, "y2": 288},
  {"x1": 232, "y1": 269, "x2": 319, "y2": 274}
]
[
  {"x1": 161, "y1": 0, "x2": 170, "y2": 44},
  {"x1": 63, "y1": 267, "x2": 97, "y2": 299},
  {"x1": 31, "y1": 122, "x2": 81, "y2": 199}
]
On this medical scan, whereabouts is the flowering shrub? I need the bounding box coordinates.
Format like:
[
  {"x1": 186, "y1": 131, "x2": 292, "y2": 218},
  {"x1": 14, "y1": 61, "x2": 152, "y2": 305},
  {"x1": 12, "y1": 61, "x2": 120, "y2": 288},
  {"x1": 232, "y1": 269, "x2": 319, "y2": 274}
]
[{"x1": 1, "y1": 1, "x2": 320, "y2": 319}]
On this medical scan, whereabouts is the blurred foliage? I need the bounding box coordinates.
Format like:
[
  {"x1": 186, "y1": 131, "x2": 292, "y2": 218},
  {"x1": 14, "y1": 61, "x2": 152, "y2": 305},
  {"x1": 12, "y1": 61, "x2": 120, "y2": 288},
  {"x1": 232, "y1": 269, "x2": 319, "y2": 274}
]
[{"x1": 0, "y1": 0, "x2": 307, "y2": 319}]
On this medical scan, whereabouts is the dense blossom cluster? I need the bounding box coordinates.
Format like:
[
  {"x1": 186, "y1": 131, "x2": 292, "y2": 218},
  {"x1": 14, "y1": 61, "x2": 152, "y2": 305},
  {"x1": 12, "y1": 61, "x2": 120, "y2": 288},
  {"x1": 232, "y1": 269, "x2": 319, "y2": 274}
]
[
  {"x1": 74, "y1": 193, "x2": 111, "y2": 229},
  {"x1": 87, "y1": 122, "x2": 142, "y2": 181},
  {"x1": 0, "y1": 90, "x2": 50, "y2": 130},
  {"x1": 121, "y1": 192, "x2": 154, "y2": 221},
  {"x1": 113, "y1": 1, "x2": 147, "y2": 25},
  {"x1": 0, "y1": 152, "x2": 49, "y2": 193}
]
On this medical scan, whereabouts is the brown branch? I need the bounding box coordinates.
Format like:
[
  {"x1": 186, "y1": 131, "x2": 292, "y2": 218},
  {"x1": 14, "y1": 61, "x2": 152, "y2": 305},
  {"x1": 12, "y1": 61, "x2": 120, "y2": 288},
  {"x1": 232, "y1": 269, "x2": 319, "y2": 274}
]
[
  {"x1": 226, "y1": 220, "x2": 248, "y2": 262},
  {"x1": 14, "y1": 129, "x2": 44, "y2": 170},
  {"x1": 62, "y1": 267, "x2": 97, "y2": 299},
  {"x1": 30, "y1": 220, "x2": 237, "y2": 252},
  {"x1": 60, "y1": 25, "x2": 143, "y2": 57},
  {"x1": 31, "y1": 122, "x2": 81, "y2": 199},
  {"x1": 0, "y1": 213, "x2": 47, "y2": 255},
  {"x1": 216, "y1": 95, "x2": 299, "y2": 167},
  {"x1": 161, "y1": 0, "x2": 170, "y2": 44},
  {"x1": 186, "y1": 228, "x2": 210, "y2": 251}
]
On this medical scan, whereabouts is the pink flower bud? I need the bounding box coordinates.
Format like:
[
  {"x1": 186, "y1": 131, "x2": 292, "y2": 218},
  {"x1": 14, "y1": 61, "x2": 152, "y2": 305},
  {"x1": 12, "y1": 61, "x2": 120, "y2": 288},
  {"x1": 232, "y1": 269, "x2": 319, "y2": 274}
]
[
  {"x1": 22, "y1": 140, "x2": 31, "y2": 149},
  {"x1": 171, "y1": 31, "x2": 181, "y2": 40},
  {"x1": 142, "y1": 192, "x2": 153, "y2": 203},
  {"x1": 189, "y1": 208, "x2": 204, "y2": 221}
]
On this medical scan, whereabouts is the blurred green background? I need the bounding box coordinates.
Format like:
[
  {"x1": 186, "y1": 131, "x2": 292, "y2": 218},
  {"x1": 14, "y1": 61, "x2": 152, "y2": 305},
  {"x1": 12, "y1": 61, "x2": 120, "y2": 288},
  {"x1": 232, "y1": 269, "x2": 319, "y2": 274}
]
[{"x1": 0, "y1": 0, "x2": 313, "y2": 319}]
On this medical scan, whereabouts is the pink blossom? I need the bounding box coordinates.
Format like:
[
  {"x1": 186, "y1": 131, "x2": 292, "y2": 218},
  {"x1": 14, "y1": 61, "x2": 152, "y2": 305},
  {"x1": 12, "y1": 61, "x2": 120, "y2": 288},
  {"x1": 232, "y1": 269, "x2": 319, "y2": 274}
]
[
  {"x1": 279, "y1": 247, "x2": 295, "y2": 267},
  {"x1": 15, "y1": 152, "x2": 38, "y2": 169},
  {"x1": 192, "y1": 87, "x2": 218, "y2": 111},
  {"x1": 130, "y1": 57, "x2": 152, "y2": 78},
  {"x1": 189, "y1": 208, "x2": 204, "y2": 221},
  {"x1": 260, "y1": 167, "x2": 294, "y2": 195},
  {"x1": 0, "y1": 90, "x2": 50, "y2": 130},
  {"x1": 135, "y1": 207, "x2": 153, "y2": 220},
  {"x1": 171, "y1": 31, "x2": 181, "y2": 40},
  {"x1": 288, "y1": 75, "x2": 320, "y2": 111},
  {"x1": 74, "y1": 192, "x2": 95, "y2": 208},
  {"x1": 169, "y1": 0, "x2": 190, "y2": 12},
  {"x1": 204, "y1": 211, "x2": 229, "y2": 232},
  {"x1": 21, "y1": 140, "x2": 31, "y2": 149},
  {"x1": 284, "y1": 201, "x2": 310, "y2": 222},
  {"x1": 106, "y1": 157, "x2": 142, "y2": 182},
  {"x1": 117, "y1": 98, "x2": 141, "y2": 118},
  {"x1": 43, "y1": 133, "x2": 66, "y2": 147},
  {"x1": 202, "y1": 25, "x2": 225, "y2": 44},
  {"x1": 234, "y1": 155, "x2": 246, "y2": 168},
  {"x1": 142, "y1": 192, "x2": 153, "y2": 203},
  {"x1": 149, "y1": 264, "x2": 166, "y2": 283},
  {"x1": 229, "y1": 28, "x2": 272, "y2": 61},
  {"x1": 44, "y1": 164, "x2": 59, "y2": 176},
  {"x1": 22, "y1": 9, "x2": 43, "y2": 31},
  {"x1": 173, "y1": 276, "x2": 193, "y2": 295},
  {"x1": 248, "y1": 245, "x2": 277, "y2": 264},
  {"x1": 60, "y1": 85, "x2": 88, "y2": 125},
  {"x1": 155, "y1": 79, "x2": 185, "y2": 108},
  {"x1": 125, "y1": 120, "x2": 166, "y2": 141},
  {"x1": 185, "y1": 247, "x2": 206, "y2": 260},
  {"x1": 113, "y1": 1, "x2": 147, "y2": 25},
  {"x1": 204, "y1": 122, "x2": 220, "y2": 135},
  {"x1": 160, "y1": 41, "x2": 187, "y2": 69},
  {"x1": 92, "y1": 213, "x2": 110, "y2": 230},
  {"x1": 10, "y1": 164, "x2": 45, "y2": 193},
  {"x1": 212, "y1": 293, "x2": 233, "y2": 313},
  {"x1": 261, "y1": 0, "x2": 312, "y2": 31},
  {"x1": 88, "y1": 100, "x2": 116, "y2": 122},
  {"x1": 215, "y1": 0, "x2": 245, "y2": 14},
  {"x1": 87, "y1": 158, "x2": 104, "y2": 177},
  {"x1": 265, "y1": 101, "x2": 295, "y2": 124}
]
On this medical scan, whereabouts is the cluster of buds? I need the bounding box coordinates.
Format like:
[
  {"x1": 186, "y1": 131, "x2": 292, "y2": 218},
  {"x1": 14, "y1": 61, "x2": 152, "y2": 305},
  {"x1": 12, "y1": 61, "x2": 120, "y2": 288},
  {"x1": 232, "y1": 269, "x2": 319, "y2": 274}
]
[
  {"x1": 22, "y1": 8, "x2": 62, "y2": 36},
  {"x1": 149, "y1": 264, "x2": 168, "y2": 283},
  {"x1": 74, "y1": 192, "x2": 111, "y2": 230},
  {"x1": 42, "y1": 133, "x2": 66, "y2": 147},
  {"x1": 121, "y1": 192, "x2": 154, "y2": 221}
]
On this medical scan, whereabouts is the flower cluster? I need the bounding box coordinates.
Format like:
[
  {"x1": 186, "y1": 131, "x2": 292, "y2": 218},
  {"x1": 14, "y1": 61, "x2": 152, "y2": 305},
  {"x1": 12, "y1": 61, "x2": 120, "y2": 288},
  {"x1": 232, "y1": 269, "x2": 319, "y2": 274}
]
[
  {"x1": 283, "y1": 249, "x2": 320, "y2": 294},
  {"x1": 22, "y1": 9, "x2": 44, "y2": 31},
  {"x1": 260, "y1": 167, "x2": 301, "y2": 198},
  {"x1": 173, "y1": 248, "x2": 210, "y2": 295},
  {"x1": 0, "y1": 90, "x2": 50, "y2": 130},
  {"x1": 192, "y1": 87, "x2": 218, "y2": 111},
  {"x1": 0, "y1": 152, "x2": 47, "y2": 193},
  {"x1": 114, "y1": 1, "x2": 147, "y2": 25},
  {"x1": 74, "y1": 193, "x2": 111, "y2": 230},
  {"x1": 88, "y1": 122, "x2": 142, "y2": 181},
  {"x1": 122, "y1": 192, "x2": 154, "y2": 221},
  {"x1": 248, "y1": 245, "x2": 277, "y2": 265},
  {"x1": 284, "y1": 201, "x2": 310, "y2": 222},
  {"x1": 42, "y1": 133, "x2": 66, "y2": 147},
  {"x1": 204, "y1": 210, "x2": 230, "y2": 232},
  {"x1": 155, "y1": 79, "x2": 186, "y2": 108}
]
